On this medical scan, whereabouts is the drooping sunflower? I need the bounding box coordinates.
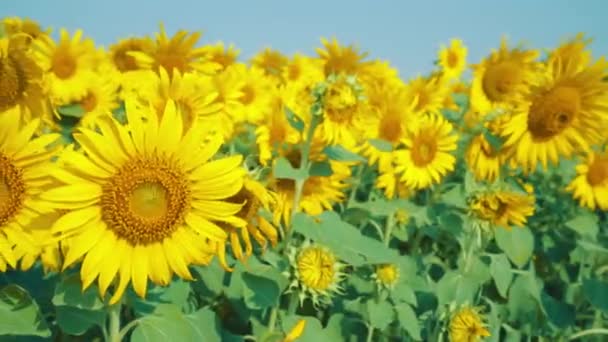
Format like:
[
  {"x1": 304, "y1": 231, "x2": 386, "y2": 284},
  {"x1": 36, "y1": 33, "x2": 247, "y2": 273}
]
[
  {"x1": 0, "y1": 109, "x2": 60, "y2": 272},
  {"x1": 216, "y1": 176, "x2": 280, "y2": 268},
  {"x1": 438, "y1": 39, "x2": 468, "y2": 81},
  {"x1": 33, "y1": 28, "x2": 98, "y2": 102},
  {"x1": 286, "y1": 241, "x2": 346, "y2": 307},
  {"x1": 40, "y1": 99, "x2": 246, "y2": 303},
  {"x1": 201, "y1": 41, "x2": 240, "y2": 71},
  {"x1": 316, "y1": 37, "x2": 371, "y2": 77},
  {"x1": 468, "y1": 189, "x2": 535, "y2": 230},
  {"x1": 0, "y1": 35, "x2": 47, "y2": 118},
  {"x1": 448, "y1": 306, "x2": 491, "y2": 342},
  {"x1": 393, "y1": 114, "x2": 459, "y2": 190},
  {"x1": 470, "y1": 38, "x2": 541, "y2": 114},
  {"x1": 403, "y1": 74, "x2": 449, "y2": 117},
  {"x1": 566, "y1": 148, "x2": 608, "y2": 211},
  {"x1": 500, "y1": 53, "x2": 608, "y2": 173},
  {"x1": 108, "y1": 37, "x2": 155, "y2": 73},
  {"x1": 128, "y1": 23, "x2": 220, "y2": 77}
]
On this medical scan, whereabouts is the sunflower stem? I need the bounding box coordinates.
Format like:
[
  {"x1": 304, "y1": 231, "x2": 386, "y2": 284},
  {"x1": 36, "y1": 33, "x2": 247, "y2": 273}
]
[
  {"x1": 107, "y1": 302, "x2": 121, "y2": 342},
  {"x1": 365, "y1": 324, "x2": 374, "y2": 342},
  {"x1": 267, "y1": 306, "x2": 279, "y2": 333},
  {"x1": 568, "y1": 328, "x2": 608, "y2": 341},
  {"x1": 383, "y1": 212, "x2": 394, "y2": 246}
]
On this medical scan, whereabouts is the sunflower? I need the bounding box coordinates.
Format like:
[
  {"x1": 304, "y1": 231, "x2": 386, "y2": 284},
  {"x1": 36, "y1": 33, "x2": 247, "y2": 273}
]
[
  {"x1": 403, "y1": 74, "x2": 449, "y2": 116},
  {"x1": 0, "y1": 35, "x2": 47, "y2": 118},
  {"x1": 40, "y1": 99, "x2": 246, "y2": 303},
  {"x1": 470, "y1": 38, "x2": 540, "y2": 114},
  {"x1": 566, "y1": 148, "x2": 608, "y2": 211},
  {"x1": 357, "y1": 60, "x2": 401, "y2": 90},
  {"x1": 233, "y1": 64, "x2": 277, "y2": 124},
  {"x1": 448, "y1": 306, "x2": 491, "y2": 342},
  {"x1": 251, "y1": 47, "x2": 288, "y2": 82},
  {"x1": 375, "y1": 163, "x2": 413, "y2": 199},
  {"x1": 281, "y1": 68, "x2": 325, "y2": 123},
  {"x1": 0, "y1": 109, "x2": 60, "y2": 272},
  {"x1": 33, "y1": 28, "x2": 97, "y2": 102},
  {"x1": 201, "y1": 41, "x2": 240, "y2": 71},
  {"x1": 2, "y1": 17, "x2": 49, "y2": 43},
  {"x1": 393, "y1": 114, "x2": 458, "y2": 190},
  {"x1": 438, "y1": 39, "x2": 468, "y2": 81},
  {"x1": 500, "y1": 53, "x2": 608, "y2": 173},
  {"x1": 108, "y1": 37, "x2": 155, "y2": 73},
  {"x1": 468, "y1": 189, "x2": 535, "y2": 230},
  {"x1": 282, "y1": 53, "x2": 324, "y2": 85},
  {"x1": 216, "y1": 176, "x2": 280, "y2": 268},
  {"x1": 255, "y1": 99, "x2": 302, "y2": 166},
  {"x1": 372, "y1": 263, "x2": 400, "y2": 289},
  {"x1": 286, "y1": 241, "x2": 346, "y2": 307},
  {"x1": 465, "y1": 116, "x2": 512, "y2": 182},
  {"x1": 128, "y1": 23, "x2": 220, "y2": 77},
  {"x1": 12, "y1": 210, "x2": 63, "y2": 273},
  {"x1": 316, "y1": 37, "x2": 371, "y2": 77}
]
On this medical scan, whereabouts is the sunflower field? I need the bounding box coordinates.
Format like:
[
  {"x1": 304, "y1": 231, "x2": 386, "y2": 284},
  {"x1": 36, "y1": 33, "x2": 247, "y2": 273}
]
[{"x1": 0, "y1": 16, "x2": 607, "y2": 342}]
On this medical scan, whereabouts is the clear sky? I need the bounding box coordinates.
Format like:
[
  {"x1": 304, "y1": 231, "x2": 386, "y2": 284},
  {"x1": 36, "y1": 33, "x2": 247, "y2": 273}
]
[{"x1": 2, "y1": 0, "x2": 606, "y2": 78}]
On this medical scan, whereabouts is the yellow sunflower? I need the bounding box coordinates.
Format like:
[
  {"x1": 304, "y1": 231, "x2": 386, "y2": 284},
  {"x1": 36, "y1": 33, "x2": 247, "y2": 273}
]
[
  {"x1": 282, "y1": 53, "x2": 324, "y2": 85},
  {"x1": 201, "y1": 41, "x2": 240, "y2": 71},
  {"x1": 33, "y1": 28, "x2": 97, "y2": 102},
  {"x1": 13, "y1": 210, "x2": 63, "y2": 273},
  {"x1": 438, "y1": 39, "x2": 468, "y2": 80},
  {"x1": 216, "y1": 176, "x2": 280, "y2": 268},
  {"x1": 372, "y1": 263, "x2": 400, "y2": 289},
  {"x1": 404, "y1": 74, "x2": 449, "y2": 116},
  {"x1": 465, "y1": 116, "x2": 512, "y2": 182},
  {"x1": 470, "y1": 38, "x2": 541, "y2": 114},
  {"x1": 251, "y1": 47, "x2": 288, "y2": 82},
  {"x1": 375, "y1": 163, "x2": 413, "y2": 200},
  {"x1": 128, "y1": 23, "x2": 220, "y2": 77},
  {"x1": 566, "y1": 148, "x2": 608, "y2": 211},
  {"x1": 255, "y1": 98, "x2": 302, "y2": 166},
  {"x1": 40, "y1": 99, "x2": 246, "y2": 304},
  {"x1": 448, "y1": 306, "x2": 491, "y2": 342},
  {"x1": 2, "y1": 17, "x2": 50, "y2": 43},
  {"x1": 468, "y1": 189, "x2": 535, "y2": 230},
  {"x1": 108, "y1": 37, "x2": 155, "y2": 73},
  {"x1": 316, "y1": 37, "x2": 371, "y2": 77},
  {"x1": 0, "y1": 109, "x2": 60, "y2": 272},
  {"x1": 286, "y1": 241, "x2": 346, "y2": 307},
  {"x1": 500, "y1": 54, "x2": 608, "y2": 173},
  {"x1": 393, "y1": 114, "x2": 458, "y2": 190},
  {"x1": 0, "y1": 35, "x2": 47, "y2": 118},
  {"x1": 233, "y1": 64, "x2": 277, "y2": 124},
  {"x1": 281, "y1": 67, "x2": 325, "y2": 122}
]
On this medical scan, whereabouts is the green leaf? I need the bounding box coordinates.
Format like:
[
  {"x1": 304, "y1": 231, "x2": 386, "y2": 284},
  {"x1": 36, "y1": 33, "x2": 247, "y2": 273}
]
[
  {"x1": 281, "y1": 316, "x2": 327, "y2": 342},
  {"x1": 273, "y1": 157, "x2": 307, "y2": 180},
  {"x1": 489, "y1": 254, "x2": 513, "y2": 298},
  {"x1": 284, "y1": 107, "x2": 305, "y2": 132},
  {"x1": 368, "y1": 139, "x2": 393, "y2": 152},
  {"x1": 395, "y1": 303, "x2": 421, "y2": 340},
  {"x1": 0, "y1": 285, "x2": 51, "y2": 337},
  {"x1": 322, "y1": 145, "x2": 366, "y2": 162},
  {"x1": 242, "y1": 272, "x2": 281, "y2": 310},
  {"x1": 52, "y1": 274, "x2": 104, "y2": 310},
  {"x1": 507, "y1": 274, "x2": 542, "y2": 324},
  {"x1": 494, "y1": 226, "x2": 534, "y2": 268},
  {"x1": 483, "y1": 129, "x2": 503, "y2": 151},
  {"x1": 440, "y1": 184, "x2": 467, "y2": 209},
  {"x1": 582, "y1": 278, "x2": 608, "y2": 314},
  {"x1": 540, "y1": 291, "x2": 575, "y2": 328},
  {"x1": 366, "y1": 300, "x2": 394, "y2": 329},
  {"x1": 184, "y1": 308, "x2": 223, "y2": 342},
  {"x1": 193, "y1": 259, "x2": 226, "y2": 295},
  {"x1": 57, "y1": 104, "x2": 85, "y2": 118},
  {"x1": 159, "y1": 278, "x2": 191, "y2": 309},
  {"x1": 436, "y1": 271, "x2": 479, "y2": 306},
  {"x1": 309, "y1": 161, "x2": 333, "y2": 177},
  {"x1": 392, "y1": 282, "x2": 417, "y2": 306},
  {"x1": 131, "y1": 305, "x2": 221, "y2": 342},
  {"x1": 565, "y1": 212, "x2": 599, "y2": 238},
  {"x1": 55, "y1": 306, "x2": 105, "y2": 336}
]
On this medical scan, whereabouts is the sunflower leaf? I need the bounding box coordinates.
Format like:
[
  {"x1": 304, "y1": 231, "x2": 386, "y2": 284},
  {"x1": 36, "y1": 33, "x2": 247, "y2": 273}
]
[
  {"x1": 273, "y1": 157, "x2": 308, "y2": 180},
  {"x1": 309, "y1": 160, "x2": 333, "y2": 177},
  {"x1": 57, "y1": 104, "x2": 86, "y2": 118},
  {"x1": 565, "y1": 211, "x2": 599, "y2": 239},
  {"x1": 322, "y1": 145, "x2": 366, "y2": 162},
  {"x1": 241, "y1": 272, "x2": 281, "y2": 310},
  {"x1": 582, "y1": 278, "x2": 608, "y2": 314},
  {"x1": 495, "y1": 226, "x2": 534, "y2": 268},
  {"x1": 284, "y1": 107, "x2": 305, "y2": 132},
  {"x1": 55, "y1": 306, "x2": 106, "y2": 336},
  {"x1": 0, "y1": 285, "x2": 51, "y2": 337},
  {"x1": 368, "y1": 139, "x2": 393, "y2": 152},
  {"x1": 366, "y1": 299, "x2": 394, "y2": 329},
  {"x1": 395, "y1": 303, "x2": 421, "y2": 340},
  {"x1": 483, "y1": 129, "x2": 503, "y2": 151}
]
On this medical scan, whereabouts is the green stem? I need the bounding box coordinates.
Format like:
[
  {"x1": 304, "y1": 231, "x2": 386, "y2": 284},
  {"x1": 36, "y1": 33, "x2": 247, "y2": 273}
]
[
  {"x1": 117, "y1": 319, "x2": 141, "y2": 342},
  {"x1": 568, "y1": 328, "x2": 608, "y2": 341},
  {"x1": 347, "y1": 164, "x2": 364, "y2": 207},
  {"x1": 383, "y1": 213, "x2": 394, "y2": 246},
  {"x1": 267, "y1": 307, "x2": 279, "y2": 333},
  {"x1": 107, "y1": 303, "x2": 121, "y2": 342},
  {"x1": 365, "y1": 324, "x2": 374, "y2": 342}
]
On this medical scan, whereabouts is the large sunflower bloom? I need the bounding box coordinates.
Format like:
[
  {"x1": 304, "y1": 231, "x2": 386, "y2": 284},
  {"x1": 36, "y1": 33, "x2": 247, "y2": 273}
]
[
  {"x1": 468, "y1": 189, "x2": 535, "y2": 230},
  {"x1": 40, "y1": 100, "x2": 246, "y2": 303},
  {"x1": 567, "y1": 148, "x2": 608, "y2": 211}
]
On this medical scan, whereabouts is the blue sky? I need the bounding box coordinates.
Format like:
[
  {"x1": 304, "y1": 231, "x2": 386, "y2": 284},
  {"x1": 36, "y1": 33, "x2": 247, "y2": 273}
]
[{"x1": 3, "y1": 0, "x2": 606, "y2": 78}]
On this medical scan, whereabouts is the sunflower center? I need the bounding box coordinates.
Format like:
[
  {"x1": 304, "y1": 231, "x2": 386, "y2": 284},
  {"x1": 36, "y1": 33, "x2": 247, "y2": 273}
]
[
  {"x1": 297, "y1": 246, "x2": 336, "y2": 291},
  {"x1": 229, "y1": 187, "x2": 261, "y2": 221},
  {"x1": 471, "y1": 194, "x2": 507, "y2": 221},
  {"x1": 0, "y1": 55, "x2": 27, "y2": 111},
  {"x1": 157, "y1": 53, "x2": 187, "y2": 75},
  {"x1": 379, "y1": 114, "x2": 402, "y2": 143},
  {"x1": 325, "y1": 81, "x2": 358, "y2": 124},
  {"x1": 447, "y1": 51, "x2": 459, "y2": 68},
  {"x1": 376, "y1": 263, "x2": 399, "y2": 286},
  {"x1": 52, "y1": 50, "x2": 77, "y2": 79},
  {"x1": 527, "y1": 86, "x2": 580, "y2": 140},
  {"x1": 0, "y1": 153, "x2": 26, "y2": 227},
  {"x1": 101, "y1": 155, "x2": 190, "y2": 245},
  {"x1": 482, "y1": 61, "x2": 521, "y2": 102},
  {"x1": 80, "y1": 91, "x2": 98, "y2": 112},
  {"x1": 587, "y1": 155, "x2": 608, "y2": 186},
  {"x1": 240, "y1": 85, "x2": 256, "y2": 105},
  {"x1": 411, "y1": 136, "x2": 437, "y2": 167}
]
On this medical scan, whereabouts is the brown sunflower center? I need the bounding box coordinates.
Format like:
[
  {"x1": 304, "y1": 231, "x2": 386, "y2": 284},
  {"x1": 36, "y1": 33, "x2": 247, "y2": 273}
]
[
  {"x1": 80, "y1": 91, "x2": 98, "y2": 112},
  {"x1": 156, "y1": 52, "x2": 187, "y2": 76},
  {"x1": 587, "y1": 155, "x2": 608, "y2": 186},
  {"x1": 471, "y1": 194, "x2": 507, "y2": 221},
  {"x1": 447, "y1": 50, "x2": 459, "y2": 68},
  {"x1": 101, "y1": 156, "x2": 190, "y2": 245},
  {"x1": 52, "y1": 50, "x2": 77, "y2": 79},
  {"x1": 481, "y1": 61, "x2": 521, "y2": 102},
  {"x1": 0, "y1": 153, "x2": 26, "y2": 227},
  {"x1": 325, "y1": 81, "x2": 358, "y2": 124},
  {"x1": 229, "y1": 187, "x2": 261, "y2": 221},
  {"x1": 527, "y1": 86, "x2": 581, "y2": 140},
  {"x1": 240, "y1": 85, "x2": 255, "y2": 105},
  {"x1": 113, "y1": 48, "x2": 141, "y2": 72},
  {"x1": 379, "y1": 113, "x2": 402, "y2": 143},
  {"x1": 411, "y1": 135, "x2": 437, "y2": 167},
  {"x1": 0, "y1": 54, "x2": 28, "y2": 112}
]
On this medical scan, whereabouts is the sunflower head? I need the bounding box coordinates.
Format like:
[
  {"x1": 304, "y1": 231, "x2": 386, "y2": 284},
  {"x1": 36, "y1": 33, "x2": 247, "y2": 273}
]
[
  {"x1": 282, "y1": 53, "x2": 324, "y2": 85},
  {"x1": 468, "y1": 189, "x2": 535, "y2": 230},
  {"x1": 438, "y1": 38, "x2": 468, "y2": 80},
  {"x1": 287, "y1": 241, "x2": 346, "y2": 307},
  {"x1": 202, "y1": 41, "x2": 240, "y2": 71},
  {"x1": 373, "y1": 263, "x2": 400, "y2": 289},
  {"x1": 250, "y1": 47, "x2": 288, "y2": 81},
  {"x1": 404, "y1": 74, "x2": 449, "y2": 116},
  {"x1": 2, "y1": 17, "x2": 49, "y2": 42},
  {"x1": 448, "y1": 305, "x2": 491, "y2": 342},
  {"x1": 567, "y1": 148, "x2": 608, "y2": 210},
  {"x1": 109, "y1": 37, "x2": 155, "y2": 72},
  {"x1": 316, "y1": 37, "x2": 370, "y2": 77}
]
